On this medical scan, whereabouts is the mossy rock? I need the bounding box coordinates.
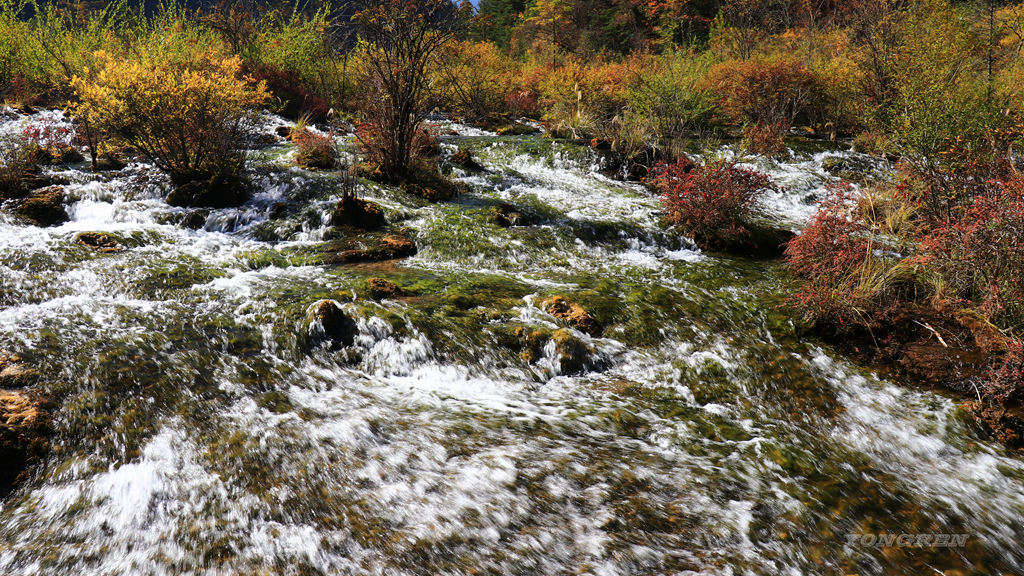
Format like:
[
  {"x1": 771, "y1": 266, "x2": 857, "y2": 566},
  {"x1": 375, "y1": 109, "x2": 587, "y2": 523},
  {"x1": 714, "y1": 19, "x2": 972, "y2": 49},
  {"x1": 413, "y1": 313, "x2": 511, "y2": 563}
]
[
  {"x1": 12, "y1": 186, "x2": 69, "y2": 227},
  {"x1": 398, "y1": 163, "x2": 468, "y2": 202},
  {"x1": 490, "y1": 202, "x2": 532, "y2": 227},
  {"x1": 365, "y1": 277, "x2": 403, "y2": 299},
  {"x1": 332, "y1": 196, "x2": 386, "y2": 230},
  {"x1": 76, "y1": 232, "x2": 124, "y2": 253},
  {"x1": 323, "y1": 233, "x2": 418, "y2": 264},
  {"x1": 257, "y1": 390, "x2": 293, "y2": 414},
  {"x1": 543, "y1": 295, "x2": 602, "y2": 337},
  {"x1": 506, "y1": 325, "x2": 593, "y2": 375},
  {"x1": 550, "y1": 328, "x2": 589, "y2": 375},
  {"x1": 451, "y1": 147, "x2": 483, "y2": 171}
]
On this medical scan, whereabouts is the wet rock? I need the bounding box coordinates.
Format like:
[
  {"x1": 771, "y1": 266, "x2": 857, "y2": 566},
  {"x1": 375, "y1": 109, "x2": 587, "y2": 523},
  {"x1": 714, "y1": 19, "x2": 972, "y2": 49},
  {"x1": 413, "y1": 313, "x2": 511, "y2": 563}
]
[
  {"x1": 268, "y1": 202, "x2": 291, "y2": 220},
  {"x1": 166, "y1": 174, "x2": 247, "y2": 208},
  {"x1": 451, "y1": 147, "x2": 483, "y2": 171},
  {"x1": 332, "y1": 196, "x2": 386, "y2": 230},
  {"x1": 365, "y1": 277, "x2": 403, "y2": 299},
  {"x1": 551, "y1": 328, "x2": 589, "y2": 375},
  {"x1": 543, "y1": 295, "x2": 602, "y2": 337},
  {"x1": 509, "y1": 326, "x2": 594, "y2": 376},
  {"x1": 401, "y1": 180, "x2": 463, "y2": 202},
  {"x1": 275, "y1": 126, "x2": 292, "y2": 139},
  {"x1": 12, "y1": 186, "x2": 69, "y2": 227},
  {"x1": 490, "y1": 202, "x2": 530, "y2": 227},
  {"x1": 0, "y1": 389, "x2": 49, "y2": 498},
  {"x1": 76, "y1": 232, "x2": 124, "y2": 253},
  {"x1": 327, "y1": 233, "x2": 418, "y2": 264},
  {"x1": 257, "y1": 390, "x2": 292, "y2": 414},
  {"x1": 0, "y1": 354, "x2": 36, "y2": 388},
  {"x1": 965, "y1": 400, "x2": 1024, "y2": 449},
  {"x1": 307, "y1": 300, "x2": 358, "y2": 349}
]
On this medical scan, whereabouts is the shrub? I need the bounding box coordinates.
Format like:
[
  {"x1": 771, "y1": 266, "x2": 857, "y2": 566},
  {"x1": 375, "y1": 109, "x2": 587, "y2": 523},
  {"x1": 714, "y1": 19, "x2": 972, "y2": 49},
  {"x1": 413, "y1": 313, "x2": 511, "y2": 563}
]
[
  {"x1": 353, "y1": 0, "x2": 468, "y2": 181},
  {"x1": 292, "y1": 128, "x2": 338, "y2": 169},
  {"x1": 785, "y1": 183, "x2": 882, "y2": 325},
  {"x1": 652, "y1": 157, "x2": 775, "y2": 249},
  {"x1": 919, "y1": 179, "x2": 1024, "y2": 325},
  {"x1": 440, "y1": 40, "x2": 517, "y2": 121},
  {"x1": 532, "y1": 57, "x2": 630, "y2": 139},
  {"x1": 706, "y1": 55, "x2": 820, "y2": 153},
  {"x1": 0, "y1": 0, "x2": 52, "y2": 103},
  {"x1": 983, "y1": 339, "x2": 1024, "y2": 405},
  {"x1": 240, "y1": 4, "x2": 341, "y2": 119},
  {"x1": 0, "y1": 135, "x2": 38, "y2": 199},
  {"x1": 624, "y1": 50, "x2": 717, "y2": 142},
  {"x1": 71, "y1": 37, "x2": 268, "y2": 206}
]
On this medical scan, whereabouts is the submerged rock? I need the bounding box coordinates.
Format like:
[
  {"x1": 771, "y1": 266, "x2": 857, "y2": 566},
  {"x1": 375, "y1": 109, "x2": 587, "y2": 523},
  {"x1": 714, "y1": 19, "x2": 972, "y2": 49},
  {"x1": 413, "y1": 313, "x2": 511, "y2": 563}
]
[
  {"x1": 0, "y1": 389, "x2": 49, "y2": 498},
  {"x1": 12, "y1": 186, "x2": 69, "y2": 227},
  {"x1": 332, "y1": 196, "x2": 386, "y2": 230},
  {"x1": 490, "y1": 202, "x2": 530, "y2": 227},
  {"x1": 76, "y1": 232, "x2": 124, "y2": 253},
  {"x1": 307, "y1": 300, "x2": 358, "y2": 349},
  {"x1": 543, "y1": 296, "x2": 602, "y2": 337},
  {"x1": 365, "y1": 277, "x2": 403, "y2": 299},
  {"x1": 510, "y1": 326, "x2": 595, "y2": 376}
]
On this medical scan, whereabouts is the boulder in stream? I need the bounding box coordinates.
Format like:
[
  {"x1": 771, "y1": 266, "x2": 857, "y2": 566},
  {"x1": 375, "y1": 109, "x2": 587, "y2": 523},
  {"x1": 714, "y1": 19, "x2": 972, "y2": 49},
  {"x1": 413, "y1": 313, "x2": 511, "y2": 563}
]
[
  {"x1": 307, "y1": 300, "x2": 358, "y2": 349},
  {"x1": 326, "y1": 233, "x2": 418, "y2": 264},
  {"x1": 76, "y1": 232, "x2": 124, "y2": 253},
  {"x1": 12, "y1": 186, "x2": 69, "y2": 227},
  {"x1": 543, "y1": 296, "x2": 602, "y2": 337},
  {"x1": 451, "y1": 147, "x2": 483, "y2": 171},
  {"x1": 490, "y1": 202, "x2": 531, "y2": 227},
  {"x1": 365, "y1": 277, "x2": 403, "y2": 300},
  {"x1": 551, "y1": 328, "x2": 589, "y2": 375},
  {"x1": 332, "y1": 196, "x2": 386, "y2": 230}
]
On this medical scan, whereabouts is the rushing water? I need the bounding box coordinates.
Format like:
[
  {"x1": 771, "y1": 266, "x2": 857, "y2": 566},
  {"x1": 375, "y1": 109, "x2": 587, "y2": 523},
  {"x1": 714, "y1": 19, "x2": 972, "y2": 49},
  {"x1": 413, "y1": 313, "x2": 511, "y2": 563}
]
[{"x1": 1, "y1": 110, "x2": 1022, "y2": 576}]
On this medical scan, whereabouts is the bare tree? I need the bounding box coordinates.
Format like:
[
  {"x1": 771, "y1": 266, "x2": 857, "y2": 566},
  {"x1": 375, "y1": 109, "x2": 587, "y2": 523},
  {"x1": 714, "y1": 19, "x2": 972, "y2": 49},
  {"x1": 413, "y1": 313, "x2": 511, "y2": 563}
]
[{"x1": 354, "y1": 0, "x2": 470, "y2": 180}]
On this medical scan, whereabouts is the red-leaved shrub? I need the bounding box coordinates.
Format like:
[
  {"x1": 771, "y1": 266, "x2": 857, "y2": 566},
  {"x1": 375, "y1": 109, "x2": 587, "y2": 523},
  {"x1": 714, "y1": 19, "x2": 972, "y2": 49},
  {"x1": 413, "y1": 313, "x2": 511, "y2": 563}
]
[
  {"x1": 652, "y1": 157, "x2": 774, "y2": 248},
  {"x1": 785, "y1": 182, "x2": 874, "y2": 324},
  {"x1": 983, "y1": 339, "x2": 1024, "y2": 405},
  {"x1": 292, "y1": 129, "x2": 337, "y2": 169},
  {"x1": 918, "y1": 179, "x2": 1024, "y2": 323}
]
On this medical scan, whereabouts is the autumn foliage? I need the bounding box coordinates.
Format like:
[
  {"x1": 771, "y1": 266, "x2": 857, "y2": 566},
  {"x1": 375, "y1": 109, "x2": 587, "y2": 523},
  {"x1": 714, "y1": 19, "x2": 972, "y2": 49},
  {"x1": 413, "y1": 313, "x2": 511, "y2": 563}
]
[
  {"x1": 71, "y1": 43, "x2": 267, "y2": 205},
  {"x1": 652, "y1": 157, "x2": 775, "y2": 249}
]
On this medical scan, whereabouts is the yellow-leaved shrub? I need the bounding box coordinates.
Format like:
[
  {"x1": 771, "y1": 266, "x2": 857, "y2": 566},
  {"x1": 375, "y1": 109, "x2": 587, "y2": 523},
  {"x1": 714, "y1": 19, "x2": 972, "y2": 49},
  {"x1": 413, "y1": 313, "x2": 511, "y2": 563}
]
[{"x1": 71, "y1": 38, "x2": 268, "y2": 207}]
